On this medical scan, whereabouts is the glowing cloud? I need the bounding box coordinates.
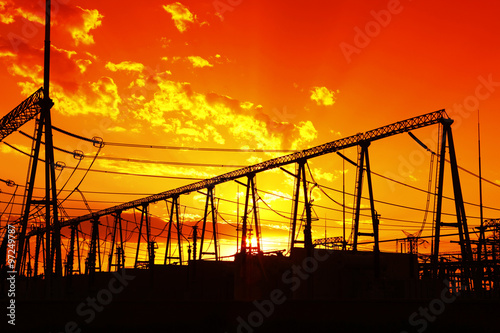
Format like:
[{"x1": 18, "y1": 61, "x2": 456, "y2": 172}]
[
  {"x1": 291, "y1": 121, "x2": 318, "y2": 150},
  {"x1": 96, "y1": 159, "x2": 216, "y2": 180},
  {"x1": 53, "y1": 76, "x2": 122, "y2": 119},
  {"x1": 310, "y1": 86, "x2": 338, "y2": 106},
  {"x1": 163, "y1": 2, "x2": 195, "y2": 33},
  {"x1": 0, "y1": 50, "x2": 16, "y2": 58},
  {"x1": 0, "y1": 2, "x2": 14, "y2": 24},
  {"x1": 187, "y1": 56, "x2": 213, "y2": 68},
  {"x1": 106, "y1": 61, "x2": 145, "y2": 73},
  {"x1": 70, "y1": 7, "x2": 103, "y2": 46},
  {"x1": 76, "y1": 59, "x2": 92, "y2": 73},
  {"x1": 15, "y1": 7, "x2": 44, "y2": 25}
]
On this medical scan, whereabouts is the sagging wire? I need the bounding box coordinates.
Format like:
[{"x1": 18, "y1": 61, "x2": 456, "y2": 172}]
[
  {"x1": 2, "y1": 141, "x2": 205, "y2": 180},
  {"x1": 58, "y1": 138, "x2": 103, "y2": 208},
  {"x1": 52, "y1": 125, "x2": 298, "y2": 153},
  {"x1": 75, "y1": 189, "x2": 93, "y2": 214},
  {"x1": 1, "y1": 184, "x2": 19, "y2": 219}
]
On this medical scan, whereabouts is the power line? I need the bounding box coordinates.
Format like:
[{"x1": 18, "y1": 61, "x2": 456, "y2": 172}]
[
  {"x1": 51, "y1": 125, "x2": 299, "y2": 153},
  {"x1": 2, "y1": 142, "x2": 207, "y2": 180},
  {"x1": 11, "y1": 134, "x2": 249, "y2": 168},
  {"x1": 91, "y1": 155, "x2": 246, "y2": 168}
]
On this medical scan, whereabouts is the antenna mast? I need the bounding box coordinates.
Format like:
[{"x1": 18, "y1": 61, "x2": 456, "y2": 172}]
[{"x1": 16, "y1": 0, "x2": 62, "y2": 278}]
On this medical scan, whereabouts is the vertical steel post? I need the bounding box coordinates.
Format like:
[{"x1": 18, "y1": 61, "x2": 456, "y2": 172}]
[
  {"x1": 34, "y1": 231, "x2": 41, "y2": 276},
  {"x1": 352, "y1": 146, "x2": 366, "y2": 251},
  {"x1": 250, "y1": 175, "x2": 261, "y2": 253},
  {"x1": 363, "y1": 144, "x2": 379, "y2": 253},
  {"x1": 134, "y1": 207, "x2": 145, "y2": 268},
  {"x1": 290, "y1": 163, "x2": 303, "y2": 250},
  {"x1": 363, "y1": 144, "x2": 380, "y2": 277},
  {"x1": 88, "y1": 217, "x2": 99, "y2": 278},
  {"x1": 342, "y1": 156, "x2": 346, "y2": 250},
  {"x1": 108, "y1": 214, "x2": 119, "y2": 272},
  {"x1": 17, "y1": 119, "x2": 44, "y2": 274},
  {"x1": 117, "y1": 212, "x2": 124, "y2": 269},
  {"x1": 301, "y1": 162, "x2": 312, "y2": 255},
  {"x1": 210, "y1": 189, "x2": 219, "y2": 261},
  {"x1": 67, "y1": 224, "x2": 76, "y2": 276},
  {"x1": 22, "y1": 236, "x2": 30, "y2": 276},
  {"x1": 175, "y1": 197, "x2": 182, "y2": 265},
  {"x1": 447, "y1": 126, "x2": 474, "y2": 289},
  {"x1": 76, "y1": 224, "x2": 81, "y2": 274},
  {"x1": 192, "y1": 226, "x2": 197, "y2": 262},
  {"x1": 142, "y1": 205, "x2": 154, "y2": 267},
  {"x1": 164, "y1": 198, "x2": 176, "y2": 264},
  {"x1": 199, "y1": 187, "x2": 212, "y2": 260},
  {"x1": 477, "y1": 111, "x2": 485, "y2": 263},
  {"x1": 240, "y1": 176, "x2": 252, "y2": 254},
  {"x1": 432, "y1": 124, "x2": 447, "y2": 277}
]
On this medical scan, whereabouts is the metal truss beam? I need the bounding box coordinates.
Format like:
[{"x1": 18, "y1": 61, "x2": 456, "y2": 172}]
[
  {"x1": 28, "y1": 109, "x2": 449, "y2": 235},
  {"x1": 312, "y1": 237, "x2": 345, "y2": 246},
  {"x1": 0, "y1": 88, "x2": 44, "y2": 142}
]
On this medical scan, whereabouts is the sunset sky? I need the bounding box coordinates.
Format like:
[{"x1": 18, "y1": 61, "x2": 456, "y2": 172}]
[{"x1": 1, "y1": 0, "x2": 500, "y2": 268}]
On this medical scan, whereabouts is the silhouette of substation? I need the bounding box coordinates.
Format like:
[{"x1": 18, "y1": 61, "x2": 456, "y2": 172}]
[
  {"x1": 0, "y1": 1, "x2": 499, "y2": 331},
  {"x1": 1, "y1": 106, "x2": 499, "y2": 332}
]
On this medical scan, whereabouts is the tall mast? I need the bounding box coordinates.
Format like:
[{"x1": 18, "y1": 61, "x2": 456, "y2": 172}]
[
  {"x1": 44, "y1": 0, "x2": 62, "y2": 278},
  {"x1": 477, "y1": 110, "x2": 485, "y2": 263},
  {"x1": 17, "y1": 0, "x2": 61, "y2": 278},
  {"x1": 43, "y1": 0, "x2": 51, "y2": 97}
]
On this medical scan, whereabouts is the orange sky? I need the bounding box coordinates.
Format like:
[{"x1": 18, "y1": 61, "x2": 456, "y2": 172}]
[{"x1": 1, "y1": 0, "x2": 500, "y2": 267}]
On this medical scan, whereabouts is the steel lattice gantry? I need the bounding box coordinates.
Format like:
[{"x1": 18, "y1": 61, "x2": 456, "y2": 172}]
[
  {"x1": 41, "y1": 109, "x2": 449, "y2": 227},
  {"x1": 0, "y1": 88, "x2": 44, "y2": 143},
  {"x1": 19, "y1": 109, "x2": 476, "y2": 289}
]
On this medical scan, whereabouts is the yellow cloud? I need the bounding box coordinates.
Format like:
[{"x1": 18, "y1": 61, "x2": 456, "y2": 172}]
[
  {"x1": 187, "y1": 56, "x2": 213, "y2": 68},
  {"x1": 240, "y1": 101, "x2": 254, "y2": 110},
  {"x1": 0, "y1": 2, "x2": 14, "y2": 24},
  {"x1": 132, "y1": 77, "x2": 284, "y2": 149},
  {"x1": 310, "y1": 86, "x2": 338, "y2": 106},
  {"x1": 205, "y1": 125, "x2": 225, "y2": 144},
  {"x1": 71, "y1": 7, "x2": 103, "y2": 45},
  {"x1": 76, "y1": 59, "x2": 92, "y2": 73},
  {"x1": 291, "y1": 121, "x2": 317, "y2": 150},
  {"x1": 53, "y1": 77, "x2": 122, "y2": 119},
  {"x1": 15, "y1": 7, "x2": 44, "y2": 25},
  {"x1": 311, "y1": 167, "x2": 336, "y2": 182},
  {"x1": 52, "y1": 45, "x2": 77, "y2": 58},
  {"x1": 108, "y1": 126, "x2": 126, "y2": 132},
  {"x1": 247, "y1": 156, "x2": 263, "y2": 165},
  {"x1": 106, "y1": 61, "x2": 145, "y2": 73},
  {"x1": 96, "y1": 159, "x2": 216, "y2": 180},
  {"x1": 0, "y1": 50, "x2": 16, "y2": 58},
  {"x1": 9, "y1": 63, "x2": 43, "y2": 86},
  {"x1": 1, "y1": 142, "x2": 31, "y2": 155},
  {"x1": 163, "y1": 2, "x2": 195, "y2": 33}
]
